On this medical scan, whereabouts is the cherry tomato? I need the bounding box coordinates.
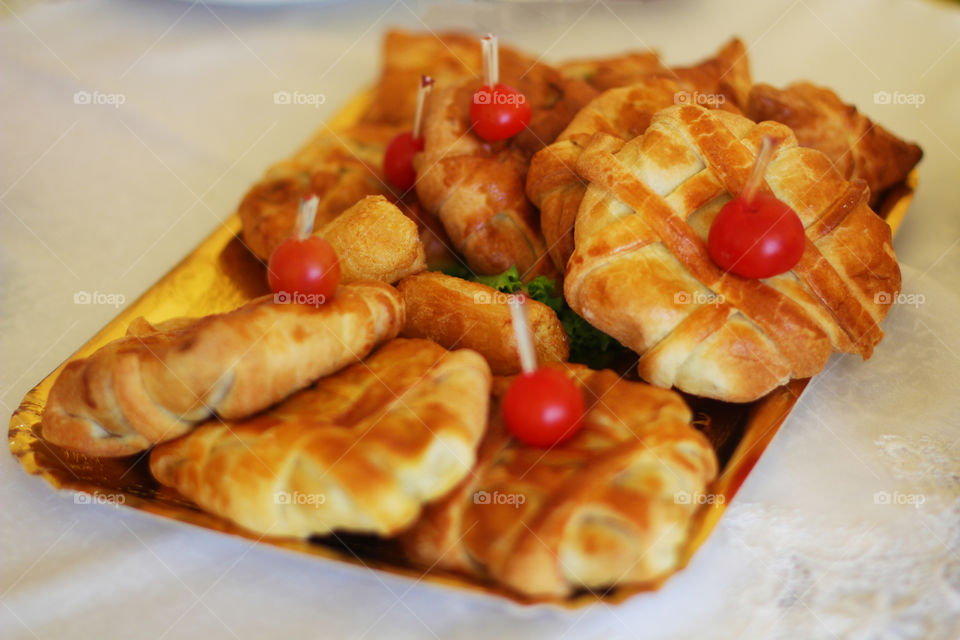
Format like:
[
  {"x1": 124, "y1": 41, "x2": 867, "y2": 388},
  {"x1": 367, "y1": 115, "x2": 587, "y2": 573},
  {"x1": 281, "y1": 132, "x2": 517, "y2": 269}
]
[
  {"x1": 267, "y1": 235, "x2": 340, "y2": 301},
  {"x1": 501, "y1": 368, "x2": 585, "y2": 448},
  {"x1": 383, "y1": 131, "x2": 424, "y2": 192},
  {"x1": 708, "y1": 193, "x2": 806, "y2": 279},
  {"x1": 469, "y1": 84, "x2": 531, "y2": 142}
]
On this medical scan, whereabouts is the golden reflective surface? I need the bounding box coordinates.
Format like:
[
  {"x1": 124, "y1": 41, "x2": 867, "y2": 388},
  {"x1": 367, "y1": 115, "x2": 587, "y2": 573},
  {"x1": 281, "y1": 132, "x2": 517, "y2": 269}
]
[{"x1": 7, "y1": 90, "x2": 916, "y2": 608}]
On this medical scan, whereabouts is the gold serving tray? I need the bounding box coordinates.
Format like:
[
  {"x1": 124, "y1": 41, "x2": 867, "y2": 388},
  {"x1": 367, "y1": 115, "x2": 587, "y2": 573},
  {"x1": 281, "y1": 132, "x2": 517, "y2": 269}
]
[{"x1": 8, "y1": 90, "x2": 917, "y2": 609}]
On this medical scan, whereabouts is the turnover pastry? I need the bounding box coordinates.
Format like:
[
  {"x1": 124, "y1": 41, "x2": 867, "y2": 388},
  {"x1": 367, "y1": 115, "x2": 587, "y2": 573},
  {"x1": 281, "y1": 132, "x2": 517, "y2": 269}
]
[
  {"x1": 560, "y1": 37, "x2": 750, "y2": 107},
  {"x1": 414, "y1": 46, "x2": 596, "y2": 280},
  {"x1": 239, "y1": 123, "x2": 401, "y2": 261},
  {"x1": 362, "y1": 30, "x2": 483, "y2": 126},
  {"x1": 566, "y1": 105, "x2": 901, "y2": 402},
  {"x1": 746, "y1": 81, "x2": 923, "y2": 203},
  {"x1": 559, "y1": 49, "x2": 665, "y2": 92},
  {"x1": 396, "y1": 272, "x2": 568, "y2": 375},
  {"x1": 150, "y1": 338, "x2": 492, "y2": 538},
  {"x1": 528, "y1": 71, "x2": 744, "y2": 272},
  {"x1": 401, "y1": 364, "x2": 717, "y2": 599},
  {"x1": 42, "y1": 282, "x2": 403, "y2": 456}
]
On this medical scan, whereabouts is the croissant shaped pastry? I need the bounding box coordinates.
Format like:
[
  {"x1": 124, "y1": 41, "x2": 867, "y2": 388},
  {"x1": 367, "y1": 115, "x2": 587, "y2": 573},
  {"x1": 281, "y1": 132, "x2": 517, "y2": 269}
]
[
  {"x1": 401, "y1": 364, "x2": 717, "y2": 599},
  {"x1": 150, "y1": 339, "x2": 492, "y2": 538},
  {"x1": 42, "y1": 282, "x2": 404, "y2": 456},
  {"x1": 415, "y1": 46, "x2": 596, "y2": 280},
  {"x1": 565, "y1": 105, "x2": 901, "y2": 402},
  {"x1": 746, "y1": 81, "x2": 923, "y2": 204},
  {"x1": 528, "y1": 71, "x2": 744, "y2": 272}
]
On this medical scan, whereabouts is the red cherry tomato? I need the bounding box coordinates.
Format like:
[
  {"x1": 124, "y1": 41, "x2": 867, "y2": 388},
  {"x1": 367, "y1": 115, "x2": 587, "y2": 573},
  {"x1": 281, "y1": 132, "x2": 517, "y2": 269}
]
[
  {"x1": 469, "y1": 84, "x2": 531, "y2": 142},
  {"x1": 708, "y1": 193, "x2": 806, "y2": 279},
  {"x1": 383, "y1": 131, "x2": 423, "y2": 191},
  {"x1": 501, "y1": 368, "x2": 585, "y2": 448},
  {"x1": 267, "y1": 235, "x2": 340, "y2": 301}
]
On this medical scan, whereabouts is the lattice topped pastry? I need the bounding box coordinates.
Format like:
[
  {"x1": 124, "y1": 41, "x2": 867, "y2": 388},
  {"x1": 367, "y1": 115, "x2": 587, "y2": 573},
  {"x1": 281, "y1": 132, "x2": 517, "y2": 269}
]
[
  {"x1": 150, "y1": 339, "x2": 492, "y2": 538},
  {"x1": 565, "y1": 104, "x2": 901, "y2": 402},
  {"x1": 528, "y1": 73, "x2": 743, "y2": 272},
  {"x1": 401, "y1": 364, "x2": 717, "y2": 599}
]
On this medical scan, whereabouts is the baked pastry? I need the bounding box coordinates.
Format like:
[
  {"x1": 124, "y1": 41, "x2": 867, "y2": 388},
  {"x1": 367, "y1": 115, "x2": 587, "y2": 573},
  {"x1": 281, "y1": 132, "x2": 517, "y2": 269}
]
[
  {"x1": 150, "y1": 338, "x2": 492, "y2": 538},
  {"x1": 559, "y1": 38, "x2": 750, "y2": 107},
  {"x1": 565, "y1": 105, "x2": 901, "y2": 402},
  {"x1": 362, "y1": 30, "x2": 483, "y2": 126},
  {"x1": 528, "y1": 74, "x2": 743, "y2": 271},
  {"x1": 238, "y1": 123, "x2": 402, "y2": 261},
  {"x1": 318, "y1": 196, "x2": 426, "y2": 284},
  {"x1": 559, "y1": 49, "x2": 665, "y2": 92},
  {"x1": 42, "y1": 282, "x2": 404, "y2": 456},
  {"x1": 401, "y1": 364, "x2": 717, "y2": 599},
  {"x1": 414, "y1": 47, "x2": 596, "y2": 280},
  {"x1": 746, "y1": 82, "x2": 923, "y2": 202},
  {"x1": 669, "y1": 38, "x2": 751, "y2": 111},
  {"x1": 396, "y1": 272, "x2": 569, "y2": 375}
]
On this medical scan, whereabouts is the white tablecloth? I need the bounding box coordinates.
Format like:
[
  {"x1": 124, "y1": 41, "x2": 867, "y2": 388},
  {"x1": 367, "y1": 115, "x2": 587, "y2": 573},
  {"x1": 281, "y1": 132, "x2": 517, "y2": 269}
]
[{"x1": 2, "y1": 1, "x2": 959, "y2": 638}]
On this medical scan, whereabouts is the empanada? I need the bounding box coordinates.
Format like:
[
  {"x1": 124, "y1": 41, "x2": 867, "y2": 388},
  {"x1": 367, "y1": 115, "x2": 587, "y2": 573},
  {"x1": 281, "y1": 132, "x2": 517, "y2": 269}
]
[
  {"x1": 42, "y1": 282, "x2": 404, "y2": 456},
  {"x1": 361, "y1": 29, "x2": 483, "y2": 126},
  {"x1": 239, "y1": 123, "x2": 401, "y2": 261},
  {"x1": 746, "y1": 81, "x2": 922, "y2": 202},
  {"x1": 150, "y1": 339, "x2": 491, "y2": 537},
  {"x1": 560, "y1": 38, "x2": 750, "y2": 108},
  {"x1": 401, "y1": 364, "x2": 716, "y2": 599},
  {"x1": 566, "y1": 105, "x2": 901, "y2": 402}
]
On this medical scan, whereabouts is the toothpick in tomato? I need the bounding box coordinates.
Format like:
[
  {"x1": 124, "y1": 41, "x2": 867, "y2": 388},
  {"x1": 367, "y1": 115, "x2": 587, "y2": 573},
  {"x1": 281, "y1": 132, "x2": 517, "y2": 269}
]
[
  {"x1": 470, "y1": 34, "x2": 531, "y2": 143},
  {"x1": 708, "y1": 136, "x2": 806, "y2": 279},
  {"x1": 500, "y1": 299, "x2": 585, "y2": 448},
  {"x1": 383, "y1": 75, "x2": 433, "y2": 192},
  {"x1": 267, "y1": 195, "x2": 340, "y2": 303}
]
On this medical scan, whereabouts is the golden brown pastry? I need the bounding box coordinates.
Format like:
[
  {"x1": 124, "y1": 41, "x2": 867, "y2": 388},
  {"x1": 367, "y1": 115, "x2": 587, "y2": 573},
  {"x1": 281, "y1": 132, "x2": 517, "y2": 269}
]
[
  {"x1": 746, "y1": 82, "x2": 923, "y2": 201},
  {"x1": 238, "y1": 123, "x2": 402, "y2": 261},
  {"x1": 401, "y1": 364, "x2": 717, "y2": 599},
  {"x1": 150, "y1": 339, "x2": 492, "y2": 538},
  {"x1": 528, "y1": 74, "x2": 743, "y2": 272},
  {"x1": 396, "y1": 272, "x2": 569, "y2": 375},
  {"x1": 414, "y1": 45, "x2": 596, "y2": 280},
  {"x1": 362, "y1": 29, "x2": 483, "y2": 126},
  {"x1": 559, "y1": 49, "x2": 665, "y2": 92},
  {"x1": 318, "y1": 196, "x2": 426, "y2": 284},
  {"x1": 558, "y1": 38, "x2": 751, "y2": 108},
  {"x1": 566, "y1": 105, "x2": 901, "y2": 402},
  {"x1": 42, "y1": 282, "x2": 404, "y2": 456},
  {"x1": 669, "y1": 38, "x2": 752, "y2": 111}
]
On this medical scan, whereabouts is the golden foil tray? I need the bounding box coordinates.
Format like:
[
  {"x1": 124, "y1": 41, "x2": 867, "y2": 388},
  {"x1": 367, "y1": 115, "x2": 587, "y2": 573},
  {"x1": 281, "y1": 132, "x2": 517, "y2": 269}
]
[{"x1": 7, "y1": 90, "x2": 917, "y2": 608}]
